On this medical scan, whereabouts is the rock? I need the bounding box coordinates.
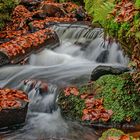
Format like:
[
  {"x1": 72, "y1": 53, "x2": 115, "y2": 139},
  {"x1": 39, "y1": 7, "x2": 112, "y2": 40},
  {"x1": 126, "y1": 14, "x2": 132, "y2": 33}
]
[
  {"x1": 38, "y1": 4, "x2": 65, "y2": 18},
  {"x1": 20, "y1": 0, "x2": 42, "y2": 11},
  {"x1": 0, "y1": 89, "x2": 28, "y2": 128},
  {"x1": 0, "y1": 103, "x2": 28, "y2": 128},
  {"x1": 96, "y1": 50, "x2": 109, "y2": 63},
  {"x1": 91, "y1": 65, "x2": 130, "y2": 81},
  {"x1": 0, "y1": 52, "x2": 9, "y2": 67},
  {"x1": 75, "y1": 6, "x2": 86, "y2": 21},
  {"x1": 20, "y1": 0, "x2": 42, "y2": 6}
]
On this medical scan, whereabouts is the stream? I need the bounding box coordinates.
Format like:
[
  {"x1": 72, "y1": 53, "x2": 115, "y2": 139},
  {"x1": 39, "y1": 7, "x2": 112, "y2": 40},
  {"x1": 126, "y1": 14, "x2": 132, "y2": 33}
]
[{"x1": 0, "y1": 23, "x2": 128, "y2": 140}]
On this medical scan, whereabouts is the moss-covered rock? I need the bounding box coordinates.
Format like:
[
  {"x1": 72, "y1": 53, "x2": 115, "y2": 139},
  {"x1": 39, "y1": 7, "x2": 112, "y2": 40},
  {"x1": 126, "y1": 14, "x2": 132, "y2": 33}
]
[
  {"x1": 58, "y1": 86, "x2": 87, "y2": 121},
  {"x1": 99, "y1": 128, "x2": 137, "y2": 140},
  {"x1": 99, "y1": 128, "x2": 124, "y2": 140},
  {"x1": 95, "y1": 73, "x2": 140, "y2": 123},
  {"x1": 58, "y1": 73, "x2": 140, "y2": 124}
]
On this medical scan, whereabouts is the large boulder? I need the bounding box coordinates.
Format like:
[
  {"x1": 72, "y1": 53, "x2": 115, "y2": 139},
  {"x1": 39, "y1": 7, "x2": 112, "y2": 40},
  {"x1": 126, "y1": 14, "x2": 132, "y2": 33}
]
[
  {"x1": 38, "y1": 3, "x2": 65, "y2": 18},
  {"x1": 0, "y1": 89, "x2": 28, "y2": 128},
  {"x1": 20, "y1": 0, "x2": 42, "y2": 11},
  {"x1": 91, "y1": 65, "x2": 130, "y2": 81}
]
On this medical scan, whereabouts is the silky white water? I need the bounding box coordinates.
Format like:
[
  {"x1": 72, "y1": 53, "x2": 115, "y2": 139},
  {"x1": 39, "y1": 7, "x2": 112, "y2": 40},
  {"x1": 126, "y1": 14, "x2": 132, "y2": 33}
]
[{"x1": 0, "y1": 24, "x2": 129, "y2": 140}]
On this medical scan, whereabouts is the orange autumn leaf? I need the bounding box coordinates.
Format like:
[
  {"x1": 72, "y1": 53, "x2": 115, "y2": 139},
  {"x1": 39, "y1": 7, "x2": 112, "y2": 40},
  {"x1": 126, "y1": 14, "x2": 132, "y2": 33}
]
[
  {"x1": 120, "y1": 135, "x2": 130, "y2": 140},
  {"x1": 80, "y1": 93, "x2": 88, "y2": 99},
  {"x1": 83, "y1": 109, "x2": 89, "y2": 114},
  {"x1": 64, "y1": 87, "x2": 79, "y2": 96},
  {"x1": 64, "y1": 87, "x2": 71, "y2": 96},
  {"x1": 107, "y1": 136, "x2": 120, "y2": 140}
]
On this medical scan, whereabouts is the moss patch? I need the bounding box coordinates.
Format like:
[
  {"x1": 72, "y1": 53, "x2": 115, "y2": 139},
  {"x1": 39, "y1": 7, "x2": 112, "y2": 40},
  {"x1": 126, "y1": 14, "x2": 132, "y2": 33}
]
[{"x1": 95, "y1": 73, "x2": 140, "y2": 123}]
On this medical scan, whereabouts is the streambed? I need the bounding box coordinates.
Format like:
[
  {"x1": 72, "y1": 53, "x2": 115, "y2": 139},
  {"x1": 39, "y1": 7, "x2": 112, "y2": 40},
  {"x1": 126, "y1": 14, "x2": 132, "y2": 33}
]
[{"x1": 0, "y1": 24, "x2": 128, "y2": 140}]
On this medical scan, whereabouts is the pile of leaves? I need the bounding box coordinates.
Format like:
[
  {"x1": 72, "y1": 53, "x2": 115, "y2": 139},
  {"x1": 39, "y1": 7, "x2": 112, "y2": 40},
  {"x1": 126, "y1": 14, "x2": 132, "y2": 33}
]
[
  {"x1": 99, "y1": 128, "x2": 138, "y2": 140},
  {"x1": 82, "y1": 97, "x2": 113, "y2": 122},
  {"x1": 10, "y1": 5, "x2": 33, "y2": 30},
  {"x1": 0, "y1": 28, "x2": 29, "y2": 41},
  {"x1": 0, "y1": 28, "x2": 54, "y2": 63},
  {"x1": 0, "y1": 88, "x2": 29, "y2": 110},
  {"x1": 0, "y1": 0, "x2": 91, "y2": 66},
  {"x1": 0, "y1": 0, "x2": 90, "y2": 33},
  {"x1": 0, "y1": 5, "x2": 32, "y2": 41},
  {"x1": 110, "y1": 0, "x2": 136, "y2": 23}
]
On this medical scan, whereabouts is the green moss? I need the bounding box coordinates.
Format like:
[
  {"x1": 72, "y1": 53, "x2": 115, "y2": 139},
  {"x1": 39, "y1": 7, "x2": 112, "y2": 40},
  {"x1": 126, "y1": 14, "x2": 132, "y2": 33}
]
[
  {"x1": 99, "y1": 128, "x2": 138, "y2": 140},
  {"x1": 95, "y1": 73, "x2": 140, "y2": 123},
  {"x1": 99, "y1": 128, "x2": 124, "y2": 140},
  {"x1": 58, "y1": 90, "x2": 85, "y2": 121},
  {"x1": 0, "y1": 0, "x2": 19, "y2": 29}
]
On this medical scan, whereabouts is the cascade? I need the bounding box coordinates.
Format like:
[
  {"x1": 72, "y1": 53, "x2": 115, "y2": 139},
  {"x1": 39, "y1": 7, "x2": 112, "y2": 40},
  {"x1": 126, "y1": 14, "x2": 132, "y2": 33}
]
[{"x1": 0, "y1": 24, "x2": 129, "y2": 140}]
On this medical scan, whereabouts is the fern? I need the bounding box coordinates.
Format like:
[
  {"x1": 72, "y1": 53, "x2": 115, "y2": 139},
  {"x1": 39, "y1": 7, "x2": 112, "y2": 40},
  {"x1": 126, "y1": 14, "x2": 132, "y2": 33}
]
[
  {"x1": 135, "y1": 0, "x2": 140, "y2": 8},
  {"x1": 84, "y1": 0, "x2": 115, "y2": 27},
  {"x1": 84, "y1": 0, "x2": 94, "y2": 15},
  {"x1": 94, "y1": 2, "x2": 114, "y2": 22}
]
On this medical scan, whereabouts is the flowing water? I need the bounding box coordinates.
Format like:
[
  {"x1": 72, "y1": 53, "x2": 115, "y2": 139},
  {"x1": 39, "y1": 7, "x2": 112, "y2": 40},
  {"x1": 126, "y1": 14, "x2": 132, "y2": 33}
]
[{"x1": 0, "y1": 24, "x2": 129, "y2": 140}]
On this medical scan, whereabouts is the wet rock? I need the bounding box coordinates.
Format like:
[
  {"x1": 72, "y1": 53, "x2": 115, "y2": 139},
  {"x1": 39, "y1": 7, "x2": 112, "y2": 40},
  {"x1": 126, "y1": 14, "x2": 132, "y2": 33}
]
[
  {"x1": 75, "y1": 6, "x2": 86, "y2": 21},
  {"x1": 96, "y1": 50, "x2": 109, "y2": 63},
  {"x1": 20, "y1": 0, "x2": 42, "y2": 6},
  {"x1": 0, "y1": 104, "x2": 28, "y2": 128},
  {"x1": 0, "y1": 89, "x2": 28, "y2": 128},
  {"x1": 21, "y1": 79, "x2": 48, "y2": 95},
  {"x1": 20, "y1": 0, "x2": 42, "y2": 11},
  {"x1": 91, "y1": 65, "x2": 130, "y2": 81},
  {"x1": 0, "y1": 52, "x2": 9, "y2": 67},
  {"x1": 38, "y1": 4, "x2": 65, "y2": 18}
]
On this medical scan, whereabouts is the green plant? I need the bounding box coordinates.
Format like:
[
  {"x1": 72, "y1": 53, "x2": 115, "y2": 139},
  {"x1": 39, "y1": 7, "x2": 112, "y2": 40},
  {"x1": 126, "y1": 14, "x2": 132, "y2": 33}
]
[
  {"x1": 99, "y1": 128, "x2": 124, "y2": 140},
  {"x1": 84, "y1": 0, "x2": 140, "y2": 55},
  {"x1": 84, "y1": 0, "x2": 115, "y2": 24},
  {"x1": 99, "y1": 128, "x2": 139, "y2": 140},
  {"x1": 84, "y1": 0, "x2": 140, "y2": 94},
  {"x1": 0, "y1": 0, "x2": 19, "y2": 29},
  {"x1": 135, "y1": 0, "x2": 140, "y2": 8},
  {"x1": 95, "y1": 73, "x2": 140, "y2": 123}
]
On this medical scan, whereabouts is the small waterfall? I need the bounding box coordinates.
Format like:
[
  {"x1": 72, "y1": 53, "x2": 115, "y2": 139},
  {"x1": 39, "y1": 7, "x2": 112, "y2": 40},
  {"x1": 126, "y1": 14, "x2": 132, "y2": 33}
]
[
  {"x1": 53, "y1": 23, "x2": 128, "y2": 64},
  {"x1": 53, "y1": 24, "x2": 103, "y2": 41},
  {"x1": 0, "y1": 23, "x2": 129, "y2": 140}
]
